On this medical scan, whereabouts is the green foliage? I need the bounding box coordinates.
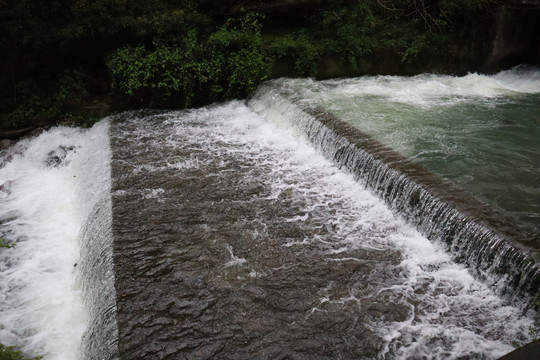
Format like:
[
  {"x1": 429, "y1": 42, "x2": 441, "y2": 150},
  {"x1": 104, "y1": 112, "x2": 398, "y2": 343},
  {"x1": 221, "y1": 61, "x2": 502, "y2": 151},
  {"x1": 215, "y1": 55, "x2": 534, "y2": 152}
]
[
  {"x1": 107, "y1": 46, "x2": 147, "y2": 98},
  {"x1": 0, "y1": 0, "x2": 70, "y2": 49},
  {"x1": 2, "y1": 70, "x2": 88, "y2": 128},
  {"x1": 207, "y1": 13, "x2": 269, "y2": 97},
  {"x1": 320, "y1": 3, "x2": 377, "y2": 67},
  {"x1": 264, "y1": 0, "x2": 458, "y2": 72},
  {"x1": 270, "y1": 31, "x2": 320, "y2": 77},
  {"x1": 530, "y1": 324, "x2": 540, "y2": 340},
  {"x1": 0, "y1": 344, "x2": 41, "y2": 360},
  {"x1": 401, "y1": 34, "x2": 431, "y2": 64},
  {"x1": 67, "y1": 0, "x2": 210, "y2": 43},
  {"x1": 375, "y1": 0, "x2": 495, "y2": 32},
  {"x1": 3, "y1": 70, "x2": 87, "y2": 128},
  {"x1": 107, "y1": 39, "x2": 201, "y2": 107},
  {"x1": 0, "y1": 0, "x2": 506, "y2": 125},
  {"x1": 0, "y1": 239, "x2": 15, "y2": 249},
  {"x1": 107, "y1": 13, "x2": 269, "y2": 107},
  {"x1": 292, "y1": 0, "x2": 497, "y2": 71}
]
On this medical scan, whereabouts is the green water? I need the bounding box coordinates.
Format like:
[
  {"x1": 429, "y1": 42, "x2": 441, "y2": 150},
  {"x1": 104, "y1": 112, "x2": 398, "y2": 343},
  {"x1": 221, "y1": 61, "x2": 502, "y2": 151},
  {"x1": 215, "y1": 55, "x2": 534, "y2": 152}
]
[{"x1": 275, "y1": 68, "x2": 540, "y2": 236}]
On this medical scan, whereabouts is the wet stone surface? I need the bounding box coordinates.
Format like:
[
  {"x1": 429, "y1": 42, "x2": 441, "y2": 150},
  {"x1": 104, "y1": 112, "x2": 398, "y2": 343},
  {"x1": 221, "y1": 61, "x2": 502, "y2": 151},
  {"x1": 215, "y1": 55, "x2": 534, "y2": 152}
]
[
  {"x1": 109, "y1": 103, "x2": 532, "y2": 360},
  {"x1": 110, "y1": 106, "x2": 408, "y2": 359}
]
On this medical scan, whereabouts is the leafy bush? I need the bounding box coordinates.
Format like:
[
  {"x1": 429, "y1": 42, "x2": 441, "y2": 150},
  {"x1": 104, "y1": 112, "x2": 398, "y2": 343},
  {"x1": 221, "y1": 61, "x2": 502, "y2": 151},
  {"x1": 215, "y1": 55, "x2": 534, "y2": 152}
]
[
  {"x1": 107, "y1": 13, "x2": 270, "y2": 107},
  {"x1": 270, "y1": 31, "x2": 320, "y2": 77},
  {"x1": 0, "y1": 239, "x2": 15, "y2": 249},
  {"x1": 0, "y1": 344, "x2": 41, "y2": 360},
  {"x1": 2, "y1": 70, "x2": 88, "y2": 128},
  {"x1": 320, "y1": 3, "x2": 377, "y2": 67},
  {"x1": 207, "y1": 13, "x2": 269, "y2": 97}
]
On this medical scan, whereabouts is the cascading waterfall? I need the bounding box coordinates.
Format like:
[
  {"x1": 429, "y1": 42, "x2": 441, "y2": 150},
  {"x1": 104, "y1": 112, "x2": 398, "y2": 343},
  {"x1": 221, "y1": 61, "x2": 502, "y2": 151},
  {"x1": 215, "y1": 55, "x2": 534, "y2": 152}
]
[
  {"x1": 108, "y1": 103, "x2": 535, "y2": 359},
  {"x1": 78, "y1": 196, "x2": 118, "y2": 360},
  {"x1": 75, "y1": 123, "x2": 119, "y2": 360},
  {"x1": 0, "y1": 68, "x2": 538, "y2": 359},
  {"x1": 249, "y1": 83, "x2": 540, "y2": 305},
  {"x1": 261, "y1": 68, "x2": 540, "y2": 239},
  {"x1": 0, "y1": 121, "x2": 117, "y2": 360}
]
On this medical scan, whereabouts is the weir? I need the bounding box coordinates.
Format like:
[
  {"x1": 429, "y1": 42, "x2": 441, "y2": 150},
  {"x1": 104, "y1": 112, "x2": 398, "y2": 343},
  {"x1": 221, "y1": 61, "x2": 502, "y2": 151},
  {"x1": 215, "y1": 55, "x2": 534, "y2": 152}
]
[
  {"x1": 107, "y1": 102, "x2": 535, "y2": 359},
  {"x1": 78, "y1": 196, "x2": 119, "y2": 359},
  {"x1": 74, "y1": 121, "x2": 119, "y2": 359},
  {"x1": 250, "y1": 83, "x2": 540, "y2": 305},
  {"x1": 1, "y1": 71, "x2": 538, "y2": 360}
]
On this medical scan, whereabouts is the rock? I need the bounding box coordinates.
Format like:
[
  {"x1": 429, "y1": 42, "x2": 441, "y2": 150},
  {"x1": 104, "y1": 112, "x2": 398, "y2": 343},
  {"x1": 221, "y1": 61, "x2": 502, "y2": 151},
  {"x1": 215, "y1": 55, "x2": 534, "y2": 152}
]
[
  {"x1": 0, "y1": 139, "x2": 13, "y2": 150},
  {"x1": 486, "y1": 6, "x2": 540, "y2": 71},
  {"x1": 0, "y1": 127, "x2": 34, "y2": 140},
  {"x1": 498, "y1": 339, "x2": 540, "y2": 360},
  {"x1": 78, "y1": 102, "x2": 111, "y2": 119},
  {"x1": 64, "y1": 98, "x2": 111, "y2": 119}
]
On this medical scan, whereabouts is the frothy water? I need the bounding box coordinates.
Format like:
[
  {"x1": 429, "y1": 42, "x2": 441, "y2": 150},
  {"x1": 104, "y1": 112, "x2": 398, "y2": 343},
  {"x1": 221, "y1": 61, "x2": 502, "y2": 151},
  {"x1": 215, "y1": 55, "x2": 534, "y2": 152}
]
[
  {"x1": 261, "y1": 67, "x2": 540, "y2": 238},
  {"x1": 0, "y1": 68, "x2": 538, "y2": 359},
  {"x1": 0, "y1": 121, "x2": 113, "y2": 359},
  {"x1": 310, "y1": 65, "x2": 540, "y2": 107},
  {"x1": 110, "y1": 103, "x2": 534, "y2": 359}
]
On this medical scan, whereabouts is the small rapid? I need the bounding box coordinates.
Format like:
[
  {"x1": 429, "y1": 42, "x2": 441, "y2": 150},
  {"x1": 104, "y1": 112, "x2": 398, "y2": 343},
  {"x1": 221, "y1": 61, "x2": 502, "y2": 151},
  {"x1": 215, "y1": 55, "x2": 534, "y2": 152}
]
[
  {"x1": 0, "y1": 121, "x2": 116, "y2": 359},
  {"x1": 248, "y1": 68, "x2": 540, "y2": 305},
  {"x1": 0, "y1": 68, "x2": 538, "y2": 359},
  {"x1": 109, "y1": 103, "x2": 535, "y2": 359}
]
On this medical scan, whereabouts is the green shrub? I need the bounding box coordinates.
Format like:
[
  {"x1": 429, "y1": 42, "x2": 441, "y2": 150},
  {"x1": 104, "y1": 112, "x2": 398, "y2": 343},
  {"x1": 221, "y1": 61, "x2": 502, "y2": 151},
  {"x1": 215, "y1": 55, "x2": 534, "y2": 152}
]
[
  {"x1": 270, "y1": 31, "x2": 320, "y2": 77},
  {"x1": 2, "y1": 70, "x2": 88, "y2": 129},
  {"x1": 0, "y1": 239, "x2": 15, "y2": 249},
  {"x1": 207, "y1": 13, "x2": 269, "y2": 97},
  {"x1": 107, "y1": 38, "x2": 204, "y2": 107},
  {"x1": 107, "y1": 27, "x2": 208, "y2": 107},
  {"x1": 107, "y1": 13, "x2": 270, "y2": 107},
  {"x1": 0, "y1": 344, "x2": 41, "y2": 360},
  {"x1": 321, "y1": 3, "x2": 376, "y2": 68}
]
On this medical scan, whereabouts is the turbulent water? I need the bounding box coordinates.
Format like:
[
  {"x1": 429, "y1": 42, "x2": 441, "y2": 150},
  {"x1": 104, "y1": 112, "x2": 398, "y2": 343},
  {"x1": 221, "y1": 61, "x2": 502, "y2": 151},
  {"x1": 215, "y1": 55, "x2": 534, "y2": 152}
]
[
  {"x1": 0, "y1": 122, "x2": 114, "y2": 359},
  {"x1": 110, "y1": 103, "x2": 534, "y2": 359},
  {"x1": 261, "y1": 66, "x2": 540, "y2": 238},
  {"x1": 0, "y1": 68, "x2": 538, "y2": 360}
]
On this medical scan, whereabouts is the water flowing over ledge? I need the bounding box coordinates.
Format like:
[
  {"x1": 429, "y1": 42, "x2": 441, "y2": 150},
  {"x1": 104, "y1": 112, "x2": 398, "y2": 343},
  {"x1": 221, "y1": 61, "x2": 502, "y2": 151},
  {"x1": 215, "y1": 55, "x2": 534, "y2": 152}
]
[
  {"x1": 0, "y1": 85, "x2": 537, "y2": 358},
  {"x1": 0, "y1": 121, "x2": 118, "y2": 359},
  {"x1": 249, "y1": 83, "x2": 540, "y2": 306},
  {"x1": 108, "y1": 104, "x2": 534, "y2": 359},
  {"x1": 78, "y1": 195, "x2": 119, "y2": 360}
]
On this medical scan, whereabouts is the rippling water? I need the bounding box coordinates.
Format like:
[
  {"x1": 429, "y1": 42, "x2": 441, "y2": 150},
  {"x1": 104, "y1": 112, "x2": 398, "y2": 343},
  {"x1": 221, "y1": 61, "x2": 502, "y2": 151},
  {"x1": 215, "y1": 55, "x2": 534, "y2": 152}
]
[
  {"x1": 110, "y1": 103, "x2": 534, "y2": 359},
  {"x1": 265, "y1": 67, "x2": 540, "y2": 238},
  {"x1": 0, "y1": 68, "x2": 538, "y2": 359}
]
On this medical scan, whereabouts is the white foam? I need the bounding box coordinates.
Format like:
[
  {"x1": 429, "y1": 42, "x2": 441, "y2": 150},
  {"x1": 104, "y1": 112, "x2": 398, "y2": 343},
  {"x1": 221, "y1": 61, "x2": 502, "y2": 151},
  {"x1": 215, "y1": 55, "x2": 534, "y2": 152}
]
[
  {"x1": 492, "y1": 65, "x2": 540, "y2": 93},
  {"x1": 276, "y1": 66, "x2": 540, "y2": 108},
  {"x1": 248, "y1": 91, "x2": 535, "y2": 359},
  {"x1": 0, "y1": 121, "x2": 110, "y2": 360},
  {"x1": 143, "y1": 188, "x2": 165, "y2": 200},
  {"x1": 224, "y1": 244, "x2": 247, "y2": 267}
]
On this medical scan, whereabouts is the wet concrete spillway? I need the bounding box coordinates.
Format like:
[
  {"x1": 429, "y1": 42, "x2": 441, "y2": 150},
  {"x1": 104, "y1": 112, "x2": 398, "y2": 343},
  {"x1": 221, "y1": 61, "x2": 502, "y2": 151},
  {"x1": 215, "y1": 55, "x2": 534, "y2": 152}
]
[
  {"x1": 109, "y1": 102, "x2": 536, "y2": 359},
  {"x1": 1, "y1": 69, "x2": 538, "y2": 360}
]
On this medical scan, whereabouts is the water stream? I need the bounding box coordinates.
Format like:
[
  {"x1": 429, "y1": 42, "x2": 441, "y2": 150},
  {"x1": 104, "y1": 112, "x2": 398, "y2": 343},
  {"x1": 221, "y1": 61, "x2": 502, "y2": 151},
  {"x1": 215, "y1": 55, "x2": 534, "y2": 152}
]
[
  {"x1": 258, "y1": 66, "x2": 540, "y2": 239},
  {"x1": 0, "y1": 68, "x2": 538, "y2": 359},
  {"x1": 110, "y1": 103, "x2": 535, "y2": 359},
  {"x1": 0, "y1": 122, "x2": 115, "y2": 359}
]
